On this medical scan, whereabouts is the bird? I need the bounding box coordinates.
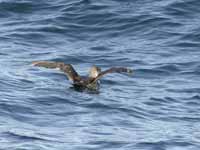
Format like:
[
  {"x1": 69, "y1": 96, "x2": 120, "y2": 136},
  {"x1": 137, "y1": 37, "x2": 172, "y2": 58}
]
[{"x1": 32, "y1": 61, "x2": 133, "y2": 91}]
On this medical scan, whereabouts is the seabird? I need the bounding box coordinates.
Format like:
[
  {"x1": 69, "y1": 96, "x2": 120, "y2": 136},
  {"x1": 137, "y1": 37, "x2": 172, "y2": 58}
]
[{"x1": 32, "y1": 61, "x2": 133, "y2": 90}]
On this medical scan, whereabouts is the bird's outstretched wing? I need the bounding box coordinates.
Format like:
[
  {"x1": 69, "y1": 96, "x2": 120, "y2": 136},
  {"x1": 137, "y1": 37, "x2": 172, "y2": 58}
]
[
  {"x1": 32, "y1": 61, "x2": 81, "y2": 82},
  {"x1": 93, "y1": 67, "x2": 133, "y2": 82}
]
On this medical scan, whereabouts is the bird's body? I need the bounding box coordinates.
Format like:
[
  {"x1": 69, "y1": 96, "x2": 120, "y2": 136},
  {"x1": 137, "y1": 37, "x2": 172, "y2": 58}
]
[
  {"x1": 72, "y1": 75, "x2": 100, "y2": 90},
  {"x1": 32, "y1": 61, "x2": 132, "y2": 91}
]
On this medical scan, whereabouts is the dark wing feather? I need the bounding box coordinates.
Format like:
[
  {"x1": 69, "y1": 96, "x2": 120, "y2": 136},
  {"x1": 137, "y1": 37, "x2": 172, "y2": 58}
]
[
  {"x1": 93, "y1": 67, "x2": 133, "y2": 82},
  {"x1": 32, "y1": 61, "x2": 80, "y2": 82}
]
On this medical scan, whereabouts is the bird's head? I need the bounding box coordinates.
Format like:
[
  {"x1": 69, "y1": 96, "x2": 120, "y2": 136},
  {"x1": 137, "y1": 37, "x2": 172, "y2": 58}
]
[{"x1": 89, "y1": 66, "x2": 101, "y2": 78}]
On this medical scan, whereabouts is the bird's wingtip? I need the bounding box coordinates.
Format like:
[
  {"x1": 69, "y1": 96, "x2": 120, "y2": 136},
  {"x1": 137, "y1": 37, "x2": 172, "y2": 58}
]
[
  {"x1": 32, "y1": 61, "x2": 40, "y2": 66},
  {"x1": 127, "y1": 68, "x2": 133, "y2": 75}
]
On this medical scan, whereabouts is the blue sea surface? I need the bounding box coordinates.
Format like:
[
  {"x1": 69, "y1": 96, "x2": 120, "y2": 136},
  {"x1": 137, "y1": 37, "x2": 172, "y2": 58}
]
[{"x1": 0, "y1": 0, "x2": 200, "y2": 149}]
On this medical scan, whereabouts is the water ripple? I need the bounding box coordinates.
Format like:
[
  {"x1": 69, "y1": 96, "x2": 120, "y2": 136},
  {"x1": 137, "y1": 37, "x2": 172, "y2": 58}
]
[{"x1": 0, "y1": 0, "x2": 200, "y2": 149}]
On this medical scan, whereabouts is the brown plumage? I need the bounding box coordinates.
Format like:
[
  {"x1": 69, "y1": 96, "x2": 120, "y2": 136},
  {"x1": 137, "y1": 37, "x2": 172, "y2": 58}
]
[{"x1": 32, "y1": 61, "x2": 133, "y2": 90}]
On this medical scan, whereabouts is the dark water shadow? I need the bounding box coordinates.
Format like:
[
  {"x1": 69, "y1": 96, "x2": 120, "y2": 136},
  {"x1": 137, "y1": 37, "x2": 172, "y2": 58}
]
[{"x1": 69, "y1": 86, "x2": 100, "y2": 94}]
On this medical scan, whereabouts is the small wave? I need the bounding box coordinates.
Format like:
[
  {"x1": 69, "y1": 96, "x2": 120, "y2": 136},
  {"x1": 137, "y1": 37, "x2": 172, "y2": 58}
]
[
  {"x1": 3, "y1": 131, "x2": 48, "y2": 141},
  {"x1": 167, "y1": 88, "x2": 200, "y2": 94},
  {"x1": 135, "y1": 68, "x2": 171, "y2": 79},
  {"x1": 0, "y1": 1, "x2": 35, "y2": 14},
  {"x1": 133, "y1": 140, "x2": 197, "y2": 150},
  {"x1": 2, "y1": 130, "x2": 63, "y2": 143},
  {"x1": 155, "y1": 64, "x2": 181, "y2": 72}
]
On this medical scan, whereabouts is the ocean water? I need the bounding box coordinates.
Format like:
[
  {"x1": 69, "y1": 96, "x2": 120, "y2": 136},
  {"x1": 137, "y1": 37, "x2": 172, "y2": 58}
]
[{"x1": 0, "y1": 0, "x2": 200, "y2": 149}]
